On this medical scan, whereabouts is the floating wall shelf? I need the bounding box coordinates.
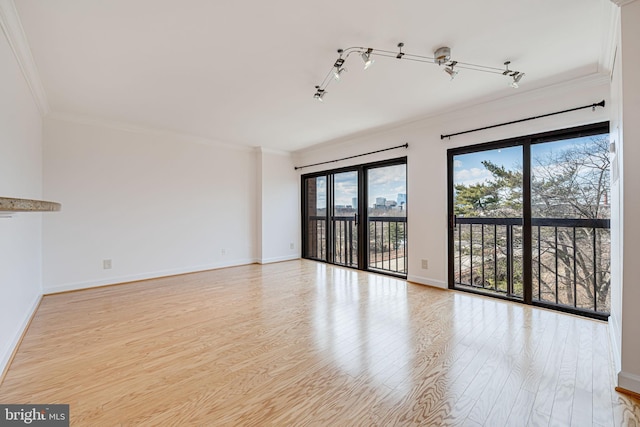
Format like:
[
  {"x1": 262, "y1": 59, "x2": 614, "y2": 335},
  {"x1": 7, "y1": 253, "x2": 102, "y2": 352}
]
[{"x1": 0, "y1": 197, "x2": 61, "y2": 213}]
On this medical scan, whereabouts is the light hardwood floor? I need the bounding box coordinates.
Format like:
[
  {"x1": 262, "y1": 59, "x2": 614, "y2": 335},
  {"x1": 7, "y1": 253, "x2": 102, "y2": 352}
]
[{"x1": 1, "y1": 260, "x2": 638, "y2": 426}]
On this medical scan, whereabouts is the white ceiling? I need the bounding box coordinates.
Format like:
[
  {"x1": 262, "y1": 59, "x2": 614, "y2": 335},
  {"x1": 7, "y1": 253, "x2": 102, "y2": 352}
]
[{"x1": 14, "y1": 0, "x2": 613, "y2": 152}]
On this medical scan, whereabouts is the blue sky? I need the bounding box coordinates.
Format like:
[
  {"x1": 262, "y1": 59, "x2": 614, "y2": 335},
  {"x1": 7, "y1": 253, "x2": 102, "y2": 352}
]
[
  {"x1": 314, "y1": 164, "x2": 407, "y2": 208},
  {"x1": 453, "y1": 134, "x2": 608, "y2": 187}
]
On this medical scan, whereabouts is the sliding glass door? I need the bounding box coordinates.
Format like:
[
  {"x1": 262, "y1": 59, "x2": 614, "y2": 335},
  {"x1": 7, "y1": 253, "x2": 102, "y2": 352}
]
[
  {"x1": 367, "y1": 163, "x2": 407, "y2": 275},
  {"x1": 448, "y1": 123, "x2": 610, "y2": 319},
  {"x1": 303, "y1": 175, "x2": 327, "y2": 261},
  {"x1": 302, "y1": 158, "x2": 407, "y2": 277},
  {"x1": 530, "y1": 136, "x2": 611, "y2": 313},
  {"x1": 451, "y1": 145, "x2": 524, "y2": 299},
  {"x1": 331, "y1": 171, "x2": 359, "y2": 268}
]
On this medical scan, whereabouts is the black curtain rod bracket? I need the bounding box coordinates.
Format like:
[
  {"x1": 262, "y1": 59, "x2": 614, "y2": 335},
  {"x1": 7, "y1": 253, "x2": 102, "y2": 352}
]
[
  {"x1": 441, "y1": 100, "x2": 605, "y2": 140},
  {"x1": 294, "y1": 143, "x2": 408, "y2": 170}
]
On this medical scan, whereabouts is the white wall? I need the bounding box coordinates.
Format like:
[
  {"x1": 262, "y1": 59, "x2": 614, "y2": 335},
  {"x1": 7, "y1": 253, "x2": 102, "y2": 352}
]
[
  {"x1": 42, "y1": 118, "x2": 259, "y2": 293},
  {"x1": 257, "y1": 149, "x2": 300, "y2": 263},
  {"x1": 609, "y1": 4, "x2": 624, "y2": 383},
  {"x1": 616, "y1": 0, "x2": 640, "y2": 395},
  {"x1": 0, "y1": 27, "x2": 43, "y2": 375},
  {"x1": 294, "y1": 76, "x2": 609, "y2": 289}
]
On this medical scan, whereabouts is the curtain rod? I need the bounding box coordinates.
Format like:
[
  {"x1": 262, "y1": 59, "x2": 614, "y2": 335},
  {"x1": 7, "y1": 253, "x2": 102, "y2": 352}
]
[
  {"x1": 441, "y1": 100, "x2": 606, "y2": 140},
  {"x1": 294, "y1": 143, "x2": 408, "y2": 170}
]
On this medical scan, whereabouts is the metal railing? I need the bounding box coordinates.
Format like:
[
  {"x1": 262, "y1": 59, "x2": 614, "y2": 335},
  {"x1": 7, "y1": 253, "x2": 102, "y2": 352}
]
[
  {"x1": 453, "y1": 217, "x2": 610, "y2": 315},
  {"x1": 369, "y1": 216, "x2": 407, "y2": 275},
  {"x1": 332, "y1": 216, "x2": 358, "y2": 268},
  {"x1": 306, "y1": 215, "x2": 407, "y2": 275},
  {"x1": 306, "y1": 218, "x2": 326, "y2": 261}
]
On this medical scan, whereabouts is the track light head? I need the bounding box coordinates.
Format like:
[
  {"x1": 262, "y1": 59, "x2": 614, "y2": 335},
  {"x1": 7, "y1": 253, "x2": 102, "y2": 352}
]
[
  {"x1": 361, "y1": 48, "x2": 374, "y2": 69},
  {"x1": 504, "y1": 61, "x2": 524, "y2": 88},
  {"x1": 510, "y1": 72, "x2": 525, "y2": 88},
  {"x1": 313, "y1": 85, "x2": 326, "y2": 102},
  {"x1": 333, "y1": 67, "x2": 347, "y2": 80},
  {"x1": 444, "y1": 65, "x2": 458, "y2": 80}
]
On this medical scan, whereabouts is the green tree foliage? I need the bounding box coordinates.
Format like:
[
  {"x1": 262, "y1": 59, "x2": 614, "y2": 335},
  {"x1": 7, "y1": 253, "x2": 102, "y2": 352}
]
[{"x1": 454, "y1": 160, "x2": 522, "y2": 217}]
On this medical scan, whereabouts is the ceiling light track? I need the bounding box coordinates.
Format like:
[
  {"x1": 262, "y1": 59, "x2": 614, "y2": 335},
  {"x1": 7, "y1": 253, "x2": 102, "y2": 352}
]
[{"x1": 313, "y1": 42, "x2": 525, "y2": 101}]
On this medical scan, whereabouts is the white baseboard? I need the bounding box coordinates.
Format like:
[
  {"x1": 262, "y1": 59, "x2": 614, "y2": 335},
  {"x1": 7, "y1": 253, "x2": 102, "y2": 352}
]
[
  {"x1": 258, "y1": 255, "x2": 300, "y2": 264},
  {"x1": 618, "y1": 370, "x2": 640, "y2": 395},
  {"x1": 407, "y1": 275, "x2": 447, "y2": 289},
  {"x1": 43, "y1": 258, "x2": 259, "y2": 294},
  {"x1": 1, "y1": 294, "x2": 42, "y2": 381}
]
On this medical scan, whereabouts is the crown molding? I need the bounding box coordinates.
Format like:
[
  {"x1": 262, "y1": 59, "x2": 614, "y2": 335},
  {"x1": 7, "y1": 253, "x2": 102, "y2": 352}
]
[
  {"x1": 0, "y1": 0, "x2": 49, "y2": 116},
  {"x1": 600, "y1": 1, "x2": 620, "y2": 76},
  {"x1": 609, "y1": 0, "x2": 637, "y2": 6},
  {"x1": 46, "y1": 112, "x2": 257, "y2": 153}
]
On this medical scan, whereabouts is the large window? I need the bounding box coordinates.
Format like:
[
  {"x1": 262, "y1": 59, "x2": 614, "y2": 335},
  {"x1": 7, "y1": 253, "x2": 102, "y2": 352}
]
[
  {"x1": 448, "y1": 122, "x2": 610, "y2": 319},
  {"x1": 302, "y1": 158, "x2": 407, "y2": 277}
]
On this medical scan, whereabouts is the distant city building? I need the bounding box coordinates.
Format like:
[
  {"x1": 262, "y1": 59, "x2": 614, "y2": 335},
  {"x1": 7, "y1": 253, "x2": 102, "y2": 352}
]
[
  {"x1": 352, "y1": 197, "x2": 358, "y2": 210},
  {"x1": 375, "y1": 197, "x2": 386, "y2": 209},
  {"x1": 397, "y1": 193, "x2": 407, "y2": 211},
  {"x1": 385, "y1": 200, "x2": 397, "y2": 208}
]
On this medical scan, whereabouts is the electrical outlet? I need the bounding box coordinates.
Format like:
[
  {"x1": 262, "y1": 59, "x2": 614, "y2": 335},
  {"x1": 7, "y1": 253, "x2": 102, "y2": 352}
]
[
  {"x1": 103, "y1": 259, "x2": 112, "y2": 269},
  {"x1": 290, "y1": 242, "x2": 295, "y2": 250},
  {"x1": 421, "y1": 259, "x2": 428, "y2": 269}
]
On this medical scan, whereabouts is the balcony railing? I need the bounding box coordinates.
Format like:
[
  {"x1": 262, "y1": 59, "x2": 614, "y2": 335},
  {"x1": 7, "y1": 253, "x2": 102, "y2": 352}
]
[
  {"x1": 332, "y1": 216, "x2": 358, "y2": 268},
  {"x1": 453, "y1": 217, "x2": 611, "y2": 316},
  {"x1": 306, "y1": 215, "x2": 407, "y2": 275},
  {"x1": 369, "y1": 216, "x2": 407, "y2": 275}
]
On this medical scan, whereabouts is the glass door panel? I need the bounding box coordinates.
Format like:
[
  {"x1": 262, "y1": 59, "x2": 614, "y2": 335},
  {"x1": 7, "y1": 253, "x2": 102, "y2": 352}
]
[
  {"x1": 303, "y1": 175, "x2": 327, "y2": 261},
  {"x1": 332, "y1": 171, "x2": 358, "y2": 268},
  {"x1": 530, "y1": 133, "x2": 611, "y2": 313},
  {"x1": 452, "y1": 146, "x2": 524, "y2": 299},
  {"x1": 367, "y1": 164, "x2": 407, "y2": 275}
]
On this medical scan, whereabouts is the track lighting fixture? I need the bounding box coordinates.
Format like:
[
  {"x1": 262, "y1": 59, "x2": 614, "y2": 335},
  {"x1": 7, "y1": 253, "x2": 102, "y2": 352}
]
[
  {"x1": 333, "y1": 51, "x2": 347, "y2": 80},
  {"x1": 444, "y1": 62, "x2": 458, "y2": 80},
  {"x1": 511, "y1": 72, "x2": 525, "y2": 88},
  {"x1": 313, "y1": 42, "x2": 525, "y2": 100},
  {"x1": 333, "y1": 67, "x2": 346, "y2": 80},
  {"x1": 503, "y1": 61, "x2": 525, "y2": 88},
  {"x1": 361, "y1": 48, "x2": 374, "y2": 69},
  {"x1": 313, "y1": 86, "x2": 326, "y2": 102},
  {"x1": 510, "y1": 73, "x2": 524, "y2": 88}
]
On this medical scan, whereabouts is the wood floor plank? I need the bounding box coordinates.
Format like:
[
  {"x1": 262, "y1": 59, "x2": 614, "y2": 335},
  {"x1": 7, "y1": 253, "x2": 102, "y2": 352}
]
[
  {"x1": 0, "y1": 260, "x2": 637, "y2": 426},
  {"x1": 592, "y1": 323, "x2": 615, "y2": 427},
  {"x1": 549, "y1": 317, "x2": 581, "y2": 424}
]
